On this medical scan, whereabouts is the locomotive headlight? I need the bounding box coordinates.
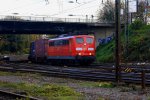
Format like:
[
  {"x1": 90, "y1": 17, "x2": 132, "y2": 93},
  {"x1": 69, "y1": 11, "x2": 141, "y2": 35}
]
[
  {"x1": 89, "y1": 53, "x2": 92, "y2": 55},
  {"x1": 78, "y1": 53, "x2": 82, "y2": 55}
]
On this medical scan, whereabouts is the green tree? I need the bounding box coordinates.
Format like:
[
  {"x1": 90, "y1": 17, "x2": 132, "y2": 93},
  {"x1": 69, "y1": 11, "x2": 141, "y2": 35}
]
[
  {"x1": 131, "y1": 1, "x2": 146, "y2": 22},
  {"x1": 0, "y1": 35, "x2": 22, "y2": 53},
  {"x1": 0, "y1": 34, "x2": 50, "y2": 54},
  {"x1": 97, "y1": 1, "x2": 115, "y2": 22},
  {"x1": 137, "y1": 1, "x2": 145, "y2": 22}
]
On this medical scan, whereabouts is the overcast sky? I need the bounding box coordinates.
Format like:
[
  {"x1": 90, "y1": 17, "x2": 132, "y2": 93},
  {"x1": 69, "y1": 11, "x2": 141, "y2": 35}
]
[{"x1": 0, "y1": 0, "x2": 102, "y2": 18}]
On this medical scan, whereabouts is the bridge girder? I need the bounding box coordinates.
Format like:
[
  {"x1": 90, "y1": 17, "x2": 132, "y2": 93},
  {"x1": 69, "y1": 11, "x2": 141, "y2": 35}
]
[{"x1": 0, "y1": 21, "x2": 115, "y2": 34}]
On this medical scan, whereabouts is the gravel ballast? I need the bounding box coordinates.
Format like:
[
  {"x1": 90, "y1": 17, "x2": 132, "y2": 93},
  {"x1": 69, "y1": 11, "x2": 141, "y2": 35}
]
[{"x1": 0, "y1": 71, "x2": 149, "y2": 100}]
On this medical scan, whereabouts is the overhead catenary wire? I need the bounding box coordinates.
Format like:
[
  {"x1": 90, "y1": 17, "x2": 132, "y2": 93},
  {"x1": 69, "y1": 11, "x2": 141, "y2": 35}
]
[
  {"x1": 0, "y1": 0, "x2": 99, "y2": 18},
  {"x1": 49, "y1": 0, "x2": 98, "y2": 17},
  {"x1": 0, "y1": 0, "x2": 47, "y2": 14},
  {"x1": 45, "y1": 0, "x2": 49, "y2": 4},
  {"x1": 57, "y1": 0, "x2": 64, "y2": 12},
  {"x1": 67, "y1": 4, "x2": 100, "y2": 17}
]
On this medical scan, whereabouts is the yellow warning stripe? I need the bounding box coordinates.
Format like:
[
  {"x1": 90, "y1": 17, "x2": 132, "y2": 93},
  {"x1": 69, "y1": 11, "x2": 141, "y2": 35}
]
[{"x1": 124, "y1": 68, "x2": 133, "y2": 73}]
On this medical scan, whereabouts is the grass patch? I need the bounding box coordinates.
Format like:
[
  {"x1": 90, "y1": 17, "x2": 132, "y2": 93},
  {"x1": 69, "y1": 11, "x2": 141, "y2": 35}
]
[
  {"x1": 79, "y1": 81, "x2": 100, "y2": 88},
  {"x1": 0, "y1": 71, "x2": 42, "y2": 78},
  {"x1": 96, "y1": 41, "x2": 115, "y2": 63},
  {"x1": 97, "y1": 97, "x2": 105, "y2": 100},
  {"x1": 0, "y1": 71, "x2": 27, "y2": 76},
  {"x1": 79, "y1": 81, "x2": 114, "y2": 88},
  {"x1": 98, "y1": 82, "x2": 114, "y2": 88},
  {"x1": 0, "y1": 71, "x2": 14, "y2": 76},
  {"x1": 0, "y1": 82, "x2": 82, "y2": 100}
]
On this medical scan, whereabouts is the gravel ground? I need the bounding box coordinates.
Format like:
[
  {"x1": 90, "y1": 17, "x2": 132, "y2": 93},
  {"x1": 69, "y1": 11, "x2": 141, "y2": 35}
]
[{"x1": 0, "y1": 72, "x2": 150, "y2": 100}]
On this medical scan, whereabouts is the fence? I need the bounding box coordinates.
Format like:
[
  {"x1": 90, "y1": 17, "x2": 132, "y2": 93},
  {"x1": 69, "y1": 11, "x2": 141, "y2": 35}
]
[{"x1": 0, "y1": 15, "x2": 115, "y2": 24}]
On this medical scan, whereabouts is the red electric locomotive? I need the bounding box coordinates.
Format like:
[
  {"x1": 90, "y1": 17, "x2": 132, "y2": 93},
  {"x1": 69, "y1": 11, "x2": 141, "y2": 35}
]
[{"x1": 28, "y1": 35, "x2": 95, "y2": 65}]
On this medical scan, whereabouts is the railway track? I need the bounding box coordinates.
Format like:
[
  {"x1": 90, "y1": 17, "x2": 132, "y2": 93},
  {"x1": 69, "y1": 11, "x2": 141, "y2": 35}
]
[
  {"x1": 0, "y1": 62, "x2": 150, "y2": 85},
  {"x1": 0, "y1": 90, "x2": 39, "y2": 100}
]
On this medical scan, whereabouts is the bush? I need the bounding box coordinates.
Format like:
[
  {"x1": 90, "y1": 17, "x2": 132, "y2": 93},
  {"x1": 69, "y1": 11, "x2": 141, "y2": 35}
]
[
  {"x1": 96, "y1": 20, "x2": 150, "y2": 62},
  {"x1": 22, "y1": 48, "x2": 29, "y2": 54},
  {"x1": 130, "y1": 19, "x2": 145, "y2": 30}
]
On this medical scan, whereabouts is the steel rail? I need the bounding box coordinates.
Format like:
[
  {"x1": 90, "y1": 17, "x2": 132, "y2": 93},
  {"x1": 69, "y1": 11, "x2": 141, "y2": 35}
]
[
  {"x1": 0, "y1": 90, "x2": 39, "y2": 100},
  {"x1": 0, "y1": 63, "x2": 150, "y2": 85}
]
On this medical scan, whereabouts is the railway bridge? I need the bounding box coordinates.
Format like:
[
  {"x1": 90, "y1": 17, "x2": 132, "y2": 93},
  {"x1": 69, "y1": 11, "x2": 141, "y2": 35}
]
[{"x1": 0, "y1": 15, "x2": 116, "y2": 46}]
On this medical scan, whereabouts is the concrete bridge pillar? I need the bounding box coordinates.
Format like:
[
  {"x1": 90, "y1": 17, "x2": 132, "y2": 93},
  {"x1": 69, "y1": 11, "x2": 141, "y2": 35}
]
[{"x1": 93, "y1": 28, "x2": 115, "y2": 47}]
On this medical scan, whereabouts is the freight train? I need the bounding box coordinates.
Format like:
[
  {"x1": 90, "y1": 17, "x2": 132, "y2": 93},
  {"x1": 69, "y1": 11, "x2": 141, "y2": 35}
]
[{"x1": 28, "y1": 35, "x2": 96, "y2": 65}]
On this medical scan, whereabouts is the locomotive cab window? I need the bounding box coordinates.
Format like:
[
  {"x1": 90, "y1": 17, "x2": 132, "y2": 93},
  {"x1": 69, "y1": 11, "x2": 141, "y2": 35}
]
[
  {"x1": 76, "y1": 37, "x2": 84, "y2": 43},
  {"x1": 49, "y1": 41, "x2": 54, "y2": 46},
  {"x1": 49, "y1": 40, "x2": 69, "y2": 46},
  {"x1": 86, "y1": 37, "x2": 93, "y2": 44},
  {"x1": 54, "y1": 40, "x2": 61, "y2": 46},
  {"x1": 62, "y1": 40, "x2": 69, "y2": 45}
]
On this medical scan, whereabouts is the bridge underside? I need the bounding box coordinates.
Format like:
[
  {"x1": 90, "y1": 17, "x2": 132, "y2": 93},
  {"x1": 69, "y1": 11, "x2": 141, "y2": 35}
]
[{"x1": 0, "y1": 21, "x2": 114, "y2": 34}]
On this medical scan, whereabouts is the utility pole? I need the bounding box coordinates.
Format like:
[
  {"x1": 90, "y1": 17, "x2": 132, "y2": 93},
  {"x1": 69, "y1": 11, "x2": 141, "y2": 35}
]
[
  {"x1": 137, "y1": 0, "x2": 139, "y2": 14},
  {"x1": 124, "y1": 0, "x2": 127, "y2": 61},
  {"x1": 126, "y1": 0, "x2": 129, "y2": 61},
  {"x1": 115, "y1": 0, "x2": 121, "y2": 83},
  {"x1": 145, "y1": 0, "x2": 149, "y2": 24}
]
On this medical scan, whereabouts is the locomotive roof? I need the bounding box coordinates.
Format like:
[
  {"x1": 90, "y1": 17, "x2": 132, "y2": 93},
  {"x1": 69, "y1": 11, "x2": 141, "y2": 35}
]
[
  {"x1": 49, "y1": 36, "x2": 74, "y2": 41},
  {"x1": 49, "y1": 35, "x2": 93, "y2": 41}
]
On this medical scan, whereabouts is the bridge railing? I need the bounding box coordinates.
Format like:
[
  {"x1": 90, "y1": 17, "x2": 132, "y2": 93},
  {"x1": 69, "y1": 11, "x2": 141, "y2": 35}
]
[{"x1": 0, "y1": 15, "x2": 115, "y2": 24}]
